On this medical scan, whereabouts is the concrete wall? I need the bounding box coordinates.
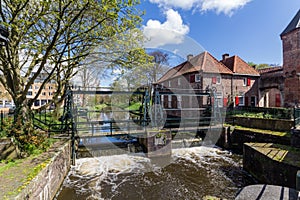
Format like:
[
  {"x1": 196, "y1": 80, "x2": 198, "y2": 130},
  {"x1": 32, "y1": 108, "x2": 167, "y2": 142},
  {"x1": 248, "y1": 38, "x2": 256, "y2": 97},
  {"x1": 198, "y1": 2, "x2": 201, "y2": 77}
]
[
  {"x1": 233, "y1": 116, "x2": 293, "y2": 132},
  {"x1": 15, "y1": 140, "x2": 71, "y2": 200},
  {"x1": 243, "y1": 143, "x2": 300, "y2": 189}
]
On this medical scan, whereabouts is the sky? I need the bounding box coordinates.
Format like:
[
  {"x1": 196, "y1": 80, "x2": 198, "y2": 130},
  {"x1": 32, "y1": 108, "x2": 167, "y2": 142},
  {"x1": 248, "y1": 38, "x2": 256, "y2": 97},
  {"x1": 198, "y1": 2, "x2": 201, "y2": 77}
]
[{"x1": 139, "y1": 0, "x2": 300, "y2": 66}]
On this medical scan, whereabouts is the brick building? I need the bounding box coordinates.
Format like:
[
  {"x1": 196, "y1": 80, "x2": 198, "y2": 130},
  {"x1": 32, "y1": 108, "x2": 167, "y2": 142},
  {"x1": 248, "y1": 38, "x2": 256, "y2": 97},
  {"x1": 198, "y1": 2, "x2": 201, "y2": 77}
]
[
  {"x1": 257, "y1": 67, "x2": 284, "y2": 107},
  {"x1": 281, "y1": 9, "x2": 300, "y2": 107},
  {"x1": 0, "y1": 72, "x2": 57, "y2": 111},
  {"x1": 155, "y1": 51, "x2": 260, "y2": 109}
]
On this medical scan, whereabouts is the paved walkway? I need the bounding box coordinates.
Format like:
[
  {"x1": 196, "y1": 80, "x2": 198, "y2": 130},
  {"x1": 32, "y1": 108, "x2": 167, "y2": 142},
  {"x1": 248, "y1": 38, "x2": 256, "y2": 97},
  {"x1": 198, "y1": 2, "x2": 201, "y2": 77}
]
[{"x1": 235, "y1": 184, "x2": 299, "y2": 200}]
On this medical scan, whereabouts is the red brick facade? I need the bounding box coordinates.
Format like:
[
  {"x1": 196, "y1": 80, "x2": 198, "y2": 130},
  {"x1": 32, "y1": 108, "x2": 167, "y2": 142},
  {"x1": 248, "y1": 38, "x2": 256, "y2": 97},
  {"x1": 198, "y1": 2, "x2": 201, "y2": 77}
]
[
  {"x1": 281, "y1": 29, "x2": 300, "y2": 106},
  {"x1": 280, "y1": 9, "x2": 300, "y2": 107},
  {"x1": 155, "y1": 51, "x2": 260, "y2": 108}
]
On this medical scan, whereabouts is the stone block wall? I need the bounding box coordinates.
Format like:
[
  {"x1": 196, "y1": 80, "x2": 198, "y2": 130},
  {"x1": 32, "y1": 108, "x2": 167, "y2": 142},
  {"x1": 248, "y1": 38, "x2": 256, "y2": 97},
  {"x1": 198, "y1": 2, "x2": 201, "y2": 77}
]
[
  {"x1": 243, "y1": 143, "x2": 300, "y2": 189},
  {"x1": 233, "y1": 116, "x2": 293, "y2": 132},
  {"x1": 15, "y1": 140, "x2": 71, "y2": 200}
]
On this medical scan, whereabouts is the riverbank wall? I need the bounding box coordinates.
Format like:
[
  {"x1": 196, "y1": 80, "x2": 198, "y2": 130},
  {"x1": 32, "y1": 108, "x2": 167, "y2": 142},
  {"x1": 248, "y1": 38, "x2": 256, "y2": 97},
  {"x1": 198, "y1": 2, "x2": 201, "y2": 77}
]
[
  {"x1": 217, "y1": 126, "x2": 291, "y2": 152},
  {"x1": 243, "y1": 143, "x2": 300, "y2": 189},
  {"x1": 230, "y1": 116, "x2": 293, "y2": 132},
  {"x1": 16, "y1": 140, "x2": 71, "y2": 200}
]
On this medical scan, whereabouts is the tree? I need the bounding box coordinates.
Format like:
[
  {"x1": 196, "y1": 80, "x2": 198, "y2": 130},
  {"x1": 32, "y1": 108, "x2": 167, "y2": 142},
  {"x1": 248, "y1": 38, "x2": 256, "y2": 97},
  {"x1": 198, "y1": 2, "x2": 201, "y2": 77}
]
[
  {"x1": 247, "y1": 62, "x2": 280, "y2": 70},
  {"x1": 112, "y1": 50, "x2": 170, "y2": 90},
  {"x1": 147, "y1": 50, "x2": 169, "y2": 83},
  {"x1": 0, "y1": 0, "x2": 148, "y2": 153}
]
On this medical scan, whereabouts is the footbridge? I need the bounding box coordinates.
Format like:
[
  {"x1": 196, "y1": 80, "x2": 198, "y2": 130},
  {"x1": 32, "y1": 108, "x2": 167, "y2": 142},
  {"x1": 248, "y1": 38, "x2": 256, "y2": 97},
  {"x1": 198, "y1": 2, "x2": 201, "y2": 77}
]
[{"x1": 33, "y1": 85, "x2": 223, "y2": 164}]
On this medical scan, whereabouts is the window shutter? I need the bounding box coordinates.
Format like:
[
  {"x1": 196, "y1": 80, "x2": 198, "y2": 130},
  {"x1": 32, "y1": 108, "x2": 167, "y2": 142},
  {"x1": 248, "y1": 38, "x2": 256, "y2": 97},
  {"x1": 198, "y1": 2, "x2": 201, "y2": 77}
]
[
  {"x1": 247, "y1": 78, "x2": 251, "y2": 86},
  {"x1": 235, "y1": 96, "x2": 239, "y2": 106},
  {"x1": 190, "y1": 74, "x2": 195, "y2": 83},
  {"x1": 223, "y1": 98, "x2": 228, "y2": 107},
  {"x1": 212, "y1": 77, "x2": 217, "y2": 84}
]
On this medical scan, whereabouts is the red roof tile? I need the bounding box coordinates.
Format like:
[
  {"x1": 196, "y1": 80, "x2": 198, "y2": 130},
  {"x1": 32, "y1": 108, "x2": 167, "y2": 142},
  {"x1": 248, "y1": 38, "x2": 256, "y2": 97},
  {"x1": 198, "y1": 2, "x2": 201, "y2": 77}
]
[
  {"x1": 221, "y1": 55, "x2": 260, "y2": 76},
  {"x1": 257, "y1": 66, "x2": 283, "y2": 74},
  {"x1": 156, "y1": 51, "x2": 232, "y2": 83}
]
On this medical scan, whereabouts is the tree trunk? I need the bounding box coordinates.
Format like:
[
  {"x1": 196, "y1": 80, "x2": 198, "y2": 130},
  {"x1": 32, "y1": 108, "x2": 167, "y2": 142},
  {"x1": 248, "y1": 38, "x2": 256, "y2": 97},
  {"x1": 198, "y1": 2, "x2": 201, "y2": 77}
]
[{"x1": 10, "y1": 100, "x2": 36, "y2": 157}]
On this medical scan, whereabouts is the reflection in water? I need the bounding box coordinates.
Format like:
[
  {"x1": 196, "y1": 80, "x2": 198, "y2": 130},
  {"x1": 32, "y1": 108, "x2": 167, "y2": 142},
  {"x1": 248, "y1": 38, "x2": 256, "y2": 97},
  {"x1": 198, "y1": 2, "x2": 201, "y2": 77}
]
[{"x1": 55, "y1": 147, "x2": 256, "y2": 200}]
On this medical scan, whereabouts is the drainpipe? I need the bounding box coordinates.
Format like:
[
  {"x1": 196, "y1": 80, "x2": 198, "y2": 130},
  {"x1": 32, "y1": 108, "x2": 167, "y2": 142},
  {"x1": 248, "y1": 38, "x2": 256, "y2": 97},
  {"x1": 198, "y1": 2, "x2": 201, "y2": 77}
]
[{"x1": 231, "y1": 75, "x2": 234, "y2": 105}]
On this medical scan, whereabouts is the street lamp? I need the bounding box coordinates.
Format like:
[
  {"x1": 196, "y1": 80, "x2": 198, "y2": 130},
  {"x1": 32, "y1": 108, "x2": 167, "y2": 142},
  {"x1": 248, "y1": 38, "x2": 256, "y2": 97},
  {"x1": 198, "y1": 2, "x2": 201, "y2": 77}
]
[{"x1": 0, "y1": 25, "x2": 9, "y2": 45}]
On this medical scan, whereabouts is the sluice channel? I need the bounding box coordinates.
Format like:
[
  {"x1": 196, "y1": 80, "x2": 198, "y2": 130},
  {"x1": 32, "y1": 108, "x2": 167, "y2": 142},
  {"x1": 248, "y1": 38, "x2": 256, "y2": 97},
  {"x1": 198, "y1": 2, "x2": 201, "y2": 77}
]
[
  {"x1": 55, "y1": 145, "x2": 256, "y2": 200},
  {"x1": 53, "y1": 87, "x2": 256, "y2": 199}
]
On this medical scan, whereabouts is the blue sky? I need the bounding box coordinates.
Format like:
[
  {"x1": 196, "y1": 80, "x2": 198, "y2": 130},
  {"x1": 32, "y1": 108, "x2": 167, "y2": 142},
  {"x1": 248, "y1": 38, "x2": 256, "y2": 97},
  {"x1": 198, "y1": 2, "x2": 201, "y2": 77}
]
[{"x1": 139, "y1": 0, "x2": 300, "y2": 66}]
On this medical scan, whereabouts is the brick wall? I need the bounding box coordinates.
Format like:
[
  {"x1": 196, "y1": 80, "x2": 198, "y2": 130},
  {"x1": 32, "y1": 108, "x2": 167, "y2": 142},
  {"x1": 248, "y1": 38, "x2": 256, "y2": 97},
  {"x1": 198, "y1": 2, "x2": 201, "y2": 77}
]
[{"x1": 282, "y1": 29, "x2": 300, "y2": 106}]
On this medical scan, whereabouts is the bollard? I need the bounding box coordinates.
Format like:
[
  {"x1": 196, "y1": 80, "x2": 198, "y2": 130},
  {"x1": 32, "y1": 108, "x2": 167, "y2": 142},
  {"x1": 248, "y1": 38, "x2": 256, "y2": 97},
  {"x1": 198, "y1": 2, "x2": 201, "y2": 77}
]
[{"x1": 296, "y1": 170, "x2": 300, "y2": 191}]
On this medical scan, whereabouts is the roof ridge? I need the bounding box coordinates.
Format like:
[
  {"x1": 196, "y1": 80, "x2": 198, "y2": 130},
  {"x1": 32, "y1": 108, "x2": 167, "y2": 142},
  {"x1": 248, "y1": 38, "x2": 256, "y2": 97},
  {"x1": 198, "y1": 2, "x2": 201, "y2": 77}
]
[
  {"x1": 281, "y1": 9, "x2": 300, "y2": 36},
  {"x1": 206, "y1": 51, "x2": 233, "y2": 74}
]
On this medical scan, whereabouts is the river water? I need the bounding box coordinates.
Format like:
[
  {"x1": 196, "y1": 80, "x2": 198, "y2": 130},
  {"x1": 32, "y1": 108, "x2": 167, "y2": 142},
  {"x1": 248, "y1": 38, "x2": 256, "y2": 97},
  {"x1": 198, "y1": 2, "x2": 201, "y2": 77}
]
[{"x1": 55, "y1": 146, "x2": 256, "y2": 200}]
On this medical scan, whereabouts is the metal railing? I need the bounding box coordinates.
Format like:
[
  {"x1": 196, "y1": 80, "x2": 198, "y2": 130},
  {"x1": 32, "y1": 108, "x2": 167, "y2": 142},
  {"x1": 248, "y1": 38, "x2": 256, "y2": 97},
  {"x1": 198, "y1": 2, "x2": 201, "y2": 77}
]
[{"x1": 294, "y1": 108, "x2": 300, "y2": 128}]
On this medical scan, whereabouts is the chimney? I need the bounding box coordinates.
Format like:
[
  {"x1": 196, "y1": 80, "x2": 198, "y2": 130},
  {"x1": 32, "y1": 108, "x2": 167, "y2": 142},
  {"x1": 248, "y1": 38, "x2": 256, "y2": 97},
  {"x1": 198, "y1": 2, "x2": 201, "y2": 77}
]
[
  {"x1": 222, "y1": 53, "x2": 229, "y2": 61},
  {"x1": 187, "y1": 54, "x2": 193, "y2": 61}
]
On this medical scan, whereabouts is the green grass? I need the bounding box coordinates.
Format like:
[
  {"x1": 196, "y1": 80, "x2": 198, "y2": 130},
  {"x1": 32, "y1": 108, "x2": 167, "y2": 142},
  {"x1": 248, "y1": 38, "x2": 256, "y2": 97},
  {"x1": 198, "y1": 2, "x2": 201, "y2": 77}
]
[
  {"x1": 126, "y1": 102, "x2": 142, "y2": 111},
  {"x1": 95, "y1": 104, "x2": 109, "y2": 111},
  {"x1": 0, "y1": 160, "x2": 20, "y2": 175}
]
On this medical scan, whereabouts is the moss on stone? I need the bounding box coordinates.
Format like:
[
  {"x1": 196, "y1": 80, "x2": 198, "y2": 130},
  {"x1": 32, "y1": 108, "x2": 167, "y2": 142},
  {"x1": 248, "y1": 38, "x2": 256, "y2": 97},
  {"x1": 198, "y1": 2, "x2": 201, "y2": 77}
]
[
  {"x1": 245, "y1": 143, "x2": 300, "y2": 167},
  {"x1": 234, "y1": 126, "x2": 291, "y2": 137}
]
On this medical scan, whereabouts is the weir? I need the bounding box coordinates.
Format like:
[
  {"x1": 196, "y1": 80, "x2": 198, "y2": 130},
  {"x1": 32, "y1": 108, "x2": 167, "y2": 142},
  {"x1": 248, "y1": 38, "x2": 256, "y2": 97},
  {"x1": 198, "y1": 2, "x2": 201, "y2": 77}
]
[{"x1": 34, "y1": 85, "x2": 223, "y2": 164}]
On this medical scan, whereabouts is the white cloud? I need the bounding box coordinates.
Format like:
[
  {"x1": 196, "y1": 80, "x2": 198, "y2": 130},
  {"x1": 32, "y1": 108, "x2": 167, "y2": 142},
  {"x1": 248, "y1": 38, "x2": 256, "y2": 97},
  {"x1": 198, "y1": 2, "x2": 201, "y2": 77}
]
[
  {"x1": 143, "y1": 9, "x2": 189, "y2": 48},
  {"x1": 149, "y1": 0, "x2": 197, "y2": 10},
  {"x1": 149, "y1": 0, "x2": 252, "y2": 15}
]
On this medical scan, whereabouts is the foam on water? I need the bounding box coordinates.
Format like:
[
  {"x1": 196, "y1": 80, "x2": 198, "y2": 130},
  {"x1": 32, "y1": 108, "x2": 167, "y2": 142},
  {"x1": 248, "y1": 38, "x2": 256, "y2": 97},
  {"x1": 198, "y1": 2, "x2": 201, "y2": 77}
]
[{"x1": 57, "y1": 146, "x2": 247, "y2": 200}]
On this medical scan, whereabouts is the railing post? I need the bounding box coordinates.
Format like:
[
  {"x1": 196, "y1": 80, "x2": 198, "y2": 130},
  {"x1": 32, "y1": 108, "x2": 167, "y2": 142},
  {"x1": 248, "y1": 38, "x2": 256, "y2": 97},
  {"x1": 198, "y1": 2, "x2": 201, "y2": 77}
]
[
  {"x1": 110, "y1": 119, "x2": 113, "y2": 136},
  {"x1": 294, "y1": 108, "x2": 296, "y2": 128},
  {"x1": 0, "y1": 110, "x2": 3, "y2": 131},
  {"x1": 296, "y1": 170, "x2": 300, "y2": 191}
]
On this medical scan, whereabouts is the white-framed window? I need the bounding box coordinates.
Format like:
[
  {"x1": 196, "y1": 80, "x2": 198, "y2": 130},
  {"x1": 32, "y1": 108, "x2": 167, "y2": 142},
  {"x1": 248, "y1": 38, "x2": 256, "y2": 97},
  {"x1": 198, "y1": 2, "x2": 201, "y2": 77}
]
[
  {"x1": 238, "y1": 95, "x2": 245, "y2": 106},
  {"x1": 243, "y1": 77, "x2": 251, "y2": 86},
  {"x1": 243, "y1": 78, "x2": 247, "y2": 86},
  {"x1": 177, "y1": 95, "x2": 182, "y2": 109},
  {"x1": 168, "y1": 81, "x2": 171, "y2": 88},
  {"x1": 178, "y1": 78, "x2": 181, "y2": 86},
  {"x1": 215, "y1": 92, "x2": 223, "y2": 107},
  {"x1": 168, "y1": 95, "x2": 172, "y2": 108},
  {"x1": 216, "y1": 76, "x2": 221, "y2": 84},
  {"x1": 195, "y1": 74, "x2": 201, "y2": 82}
]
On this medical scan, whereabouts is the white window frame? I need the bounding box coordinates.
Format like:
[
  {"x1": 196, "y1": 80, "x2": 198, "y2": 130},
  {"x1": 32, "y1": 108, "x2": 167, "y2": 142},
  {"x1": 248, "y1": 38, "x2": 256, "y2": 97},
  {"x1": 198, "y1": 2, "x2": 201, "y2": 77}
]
[
  {"x1": 195, "y1": 74, "x2": 201, "y2": 82},
  {"x1": 168, "y1": 95, "x2": 172, "y2": 108},
  {"x1": 238, "y1": 95, "x2": 245, "y2": 106},
  {"x1": 177, "y1": 95, "x2": 182, "y2": 109},
  {"x1": 243, "y1": 78, "x2": 247, "y2": 86},
  {"x1": 216, "y1": 76, "x2": 221, "y2": 84}
]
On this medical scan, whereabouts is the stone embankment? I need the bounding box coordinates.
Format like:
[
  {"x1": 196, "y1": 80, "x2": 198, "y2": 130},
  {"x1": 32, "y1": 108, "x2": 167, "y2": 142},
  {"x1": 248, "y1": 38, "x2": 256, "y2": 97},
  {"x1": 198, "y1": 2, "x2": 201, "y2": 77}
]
[{"x1": 3, "y1": 140, "x2": 71, "y2": 200}]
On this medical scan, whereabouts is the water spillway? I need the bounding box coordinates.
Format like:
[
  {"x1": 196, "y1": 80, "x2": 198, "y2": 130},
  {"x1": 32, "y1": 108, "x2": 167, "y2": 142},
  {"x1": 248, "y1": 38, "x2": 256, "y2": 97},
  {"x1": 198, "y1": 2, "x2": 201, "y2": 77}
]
[{"x1": 55, "y1": 146, "x2": 256, "y2": 200}]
